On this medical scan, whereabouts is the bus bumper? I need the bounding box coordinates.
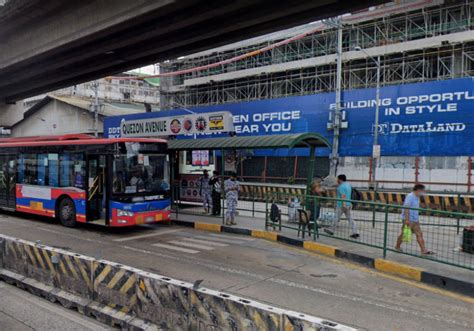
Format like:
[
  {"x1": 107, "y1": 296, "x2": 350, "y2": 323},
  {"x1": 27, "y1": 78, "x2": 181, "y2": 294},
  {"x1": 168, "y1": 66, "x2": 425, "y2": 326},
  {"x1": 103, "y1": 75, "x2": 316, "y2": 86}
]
[{"x1": 110, "y1": 208, "x2": 171, "y2": 227}]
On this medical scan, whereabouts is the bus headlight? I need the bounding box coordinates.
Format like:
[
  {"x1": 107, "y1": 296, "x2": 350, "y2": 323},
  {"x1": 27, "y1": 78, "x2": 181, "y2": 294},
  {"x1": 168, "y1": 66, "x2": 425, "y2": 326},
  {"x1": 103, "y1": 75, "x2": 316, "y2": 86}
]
[{"x1": 117, "y1": 210, "x2": 134, "y2": 217}]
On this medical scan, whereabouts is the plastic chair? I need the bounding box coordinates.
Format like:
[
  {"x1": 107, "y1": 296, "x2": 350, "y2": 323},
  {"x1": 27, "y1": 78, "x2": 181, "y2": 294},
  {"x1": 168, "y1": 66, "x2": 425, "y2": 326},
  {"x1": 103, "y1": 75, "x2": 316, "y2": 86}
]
[{"x1": 297, "y1": 209, "x2": 312, "y2": 239}]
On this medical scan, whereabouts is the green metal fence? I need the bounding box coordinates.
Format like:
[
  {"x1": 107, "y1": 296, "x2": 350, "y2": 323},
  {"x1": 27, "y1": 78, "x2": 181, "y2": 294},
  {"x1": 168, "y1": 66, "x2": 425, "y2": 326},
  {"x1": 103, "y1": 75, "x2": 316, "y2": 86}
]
[
  {"x1": 172, "y1": 184, "x2": 473, "y2": 270},
  {"x1": 265, "y1": 192, "x2": 474, "y2": 270}
]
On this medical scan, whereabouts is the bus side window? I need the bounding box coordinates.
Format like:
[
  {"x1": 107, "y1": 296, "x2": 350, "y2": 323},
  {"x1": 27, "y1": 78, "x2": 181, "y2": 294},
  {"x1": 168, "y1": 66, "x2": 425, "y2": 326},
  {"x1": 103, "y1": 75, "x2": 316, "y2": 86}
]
[
  {"x1": 17, "y1": 154, "x2": 25, "y2": 184},
  {"x1": 37, "y1": 154, "x2": 48, "y2": 186},
  {"x1": 59, "y1": 153, "x2": 85, "y2": 188},
  {"x1": 49, "y1": 154, "x2": 59, "y2": 187},
  {"x1": 17, "y1": 153, "x2": 37, "y2": 185}
]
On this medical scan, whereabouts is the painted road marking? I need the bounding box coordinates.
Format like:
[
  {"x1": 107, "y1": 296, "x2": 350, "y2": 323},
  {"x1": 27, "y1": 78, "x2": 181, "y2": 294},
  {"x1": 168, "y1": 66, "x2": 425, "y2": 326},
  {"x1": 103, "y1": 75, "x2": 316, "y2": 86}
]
[
  {"x1": 207, "y1": 233, "x2": 255, "y2": 241},
  {"x1": 151, "y1": 243, "x2": 199, "y2": 254},
  {"x1": 182, "y1": 238, "x2": 229, "y2": 247},
  {"x1": 167, "y1": 240, "x2": 215, "y2": 251},
  {"x1": 123, "y1": 245, "x2": 473, "y2": 328},
  {"x1": 113, "y1": 229, "x2": 181, "y2": 242},
  {"x1": 193, "y1": 235, "x2": 248, "y2": 245}
]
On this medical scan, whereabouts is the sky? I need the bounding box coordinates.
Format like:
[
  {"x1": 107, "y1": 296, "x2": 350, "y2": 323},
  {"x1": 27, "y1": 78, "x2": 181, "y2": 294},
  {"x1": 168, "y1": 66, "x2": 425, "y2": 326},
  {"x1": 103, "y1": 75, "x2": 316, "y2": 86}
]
[{"x1": 128, "y1": 64, "x2": 158, "y2": 75}]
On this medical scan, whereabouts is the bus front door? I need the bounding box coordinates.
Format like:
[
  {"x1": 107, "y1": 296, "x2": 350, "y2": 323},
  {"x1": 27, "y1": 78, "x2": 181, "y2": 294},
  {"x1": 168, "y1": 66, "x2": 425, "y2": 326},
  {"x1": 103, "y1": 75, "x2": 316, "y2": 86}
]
[
  {"x1": 0, "y1": 155, "x2": 16, "y2": 210},
  {"x1": 87, "y1": 155, "x2": 106, "y2": 222}
]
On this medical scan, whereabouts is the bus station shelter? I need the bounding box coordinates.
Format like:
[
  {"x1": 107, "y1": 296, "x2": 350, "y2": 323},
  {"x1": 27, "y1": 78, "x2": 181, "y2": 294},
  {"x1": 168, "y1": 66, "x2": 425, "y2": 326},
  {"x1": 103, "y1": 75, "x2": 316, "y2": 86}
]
[{"x1": 167, "y1": 132, "x2": 331, "y2": 188}]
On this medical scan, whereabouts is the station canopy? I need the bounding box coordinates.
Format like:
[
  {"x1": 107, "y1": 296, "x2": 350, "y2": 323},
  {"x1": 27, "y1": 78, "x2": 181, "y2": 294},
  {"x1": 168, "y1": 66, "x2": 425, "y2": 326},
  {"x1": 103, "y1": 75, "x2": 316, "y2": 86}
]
[{"x1": 167, "y1": 133, "x2": 330, "y2": 150}]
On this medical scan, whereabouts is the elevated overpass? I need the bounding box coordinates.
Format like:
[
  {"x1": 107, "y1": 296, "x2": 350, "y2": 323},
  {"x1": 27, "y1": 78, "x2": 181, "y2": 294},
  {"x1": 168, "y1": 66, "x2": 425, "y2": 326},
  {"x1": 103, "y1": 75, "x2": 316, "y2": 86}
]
[{"x1": 0, "y1": 0, "x2": 385, "y2": 103}]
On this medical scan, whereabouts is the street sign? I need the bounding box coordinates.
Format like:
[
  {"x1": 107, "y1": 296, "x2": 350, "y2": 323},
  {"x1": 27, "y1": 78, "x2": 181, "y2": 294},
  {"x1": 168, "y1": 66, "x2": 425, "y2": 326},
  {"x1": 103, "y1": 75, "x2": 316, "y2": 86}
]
[{"x1": 120, "y1": 111, "x2": 234, "y2": 137}]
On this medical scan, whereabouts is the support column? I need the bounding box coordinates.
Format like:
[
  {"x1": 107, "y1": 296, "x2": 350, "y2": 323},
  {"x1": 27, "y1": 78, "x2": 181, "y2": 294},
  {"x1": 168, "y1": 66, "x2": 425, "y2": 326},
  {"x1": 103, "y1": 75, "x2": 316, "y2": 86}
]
[
  {"x1": 329, "y1": 21, "x2": 343, "y2": 177},
  {"x1": 293, "y1": 156, "x2": 298, "y2": 180},
  {"x1": 467, "y1": 157, "x2": 472, "y2": 193},
  {"x1": 221, "y1": 149, "x2": 226, "y2": 224},
  {"x1": 307, "y1": 147, "x2": 316, "y2": 191},
  {"x1": 368, "y1": 157, "x2": 373, "y2": 183}
]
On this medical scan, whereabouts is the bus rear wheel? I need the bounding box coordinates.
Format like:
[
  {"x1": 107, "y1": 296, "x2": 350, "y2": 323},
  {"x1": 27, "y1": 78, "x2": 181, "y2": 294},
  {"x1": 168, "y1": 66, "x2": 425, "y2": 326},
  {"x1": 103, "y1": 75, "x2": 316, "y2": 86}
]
[{"x1": 58, "y1": 198, "x2": 76, "y2": 227}]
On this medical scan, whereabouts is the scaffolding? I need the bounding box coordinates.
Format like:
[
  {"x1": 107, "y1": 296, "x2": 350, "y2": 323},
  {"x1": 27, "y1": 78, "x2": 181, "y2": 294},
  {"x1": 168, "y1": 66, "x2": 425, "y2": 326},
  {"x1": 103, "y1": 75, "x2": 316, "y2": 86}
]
[{"x1": 160, "y1": 1, "x2": 474, "y2": 109}]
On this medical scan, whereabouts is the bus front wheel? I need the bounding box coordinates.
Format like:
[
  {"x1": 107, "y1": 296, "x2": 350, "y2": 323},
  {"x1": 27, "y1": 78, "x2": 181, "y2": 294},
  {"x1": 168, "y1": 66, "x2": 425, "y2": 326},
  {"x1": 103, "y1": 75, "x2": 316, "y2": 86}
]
[{"x1": 58, "y1": 198, "x2": 76, "y2": 227}]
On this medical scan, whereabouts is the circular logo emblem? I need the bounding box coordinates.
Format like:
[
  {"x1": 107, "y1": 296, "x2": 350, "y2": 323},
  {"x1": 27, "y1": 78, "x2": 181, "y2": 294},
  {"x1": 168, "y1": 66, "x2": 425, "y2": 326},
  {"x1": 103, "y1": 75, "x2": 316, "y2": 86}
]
[
  {"x1": 183, "y1": 118, "x2": 193, "y2": 132},
  {"x1": 195, "y1": 116, "x2": 207, "y2": 132},
  {"x1": 170, "y1": 119, "x2": 181, "y2": 134}
]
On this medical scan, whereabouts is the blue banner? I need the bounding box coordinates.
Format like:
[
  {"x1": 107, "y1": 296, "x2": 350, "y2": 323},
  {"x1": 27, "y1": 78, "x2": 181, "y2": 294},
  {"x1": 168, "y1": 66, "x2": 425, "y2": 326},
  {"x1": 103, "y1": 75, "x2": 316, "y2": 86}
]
[{"x1": 104, "y1": 77, "x2": 474, "y2": 157}]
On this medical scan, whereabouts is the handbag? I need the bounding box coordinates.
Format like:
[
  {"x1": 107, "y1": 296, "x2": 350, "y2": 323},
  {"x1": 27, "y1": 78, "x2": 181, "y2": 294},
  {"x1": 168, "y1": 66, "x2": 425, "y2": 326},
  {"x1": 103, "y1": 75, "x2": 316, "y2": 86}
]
[{"x1": 402, "y1": 225, "x2": 412, "y2": 243}]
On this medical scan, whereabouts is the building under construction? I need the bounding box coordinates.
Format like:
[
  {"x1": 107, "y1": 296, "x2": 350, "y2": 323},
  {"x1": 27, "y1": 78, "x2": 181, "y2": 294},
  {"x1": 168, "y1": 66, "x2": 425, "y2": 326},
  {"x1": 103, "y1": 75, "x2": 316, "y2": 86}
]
[{"x1": 160, "y1": 0, "x2": 474, "y2": 192}]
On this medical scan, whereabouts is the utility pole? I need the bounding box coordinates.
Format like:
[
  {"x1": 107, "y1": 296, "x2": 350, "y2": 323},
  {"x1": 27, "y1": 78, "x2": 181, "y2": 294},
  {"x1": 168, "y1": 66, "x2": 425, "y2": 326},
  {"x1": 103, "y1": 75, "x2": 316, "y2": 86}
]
[
  {"x1": 329, "y1": 17, "x2": 343, "y2": 177},
  {"x1": 372, "y1": 55, "x2": 381, "y2": 189},
  {"x1": 92, "y1": 80, "x2": 99, "y2": 137},
  {"x1": 355, "y1": 46, "x2": 381, "y2": 189}
]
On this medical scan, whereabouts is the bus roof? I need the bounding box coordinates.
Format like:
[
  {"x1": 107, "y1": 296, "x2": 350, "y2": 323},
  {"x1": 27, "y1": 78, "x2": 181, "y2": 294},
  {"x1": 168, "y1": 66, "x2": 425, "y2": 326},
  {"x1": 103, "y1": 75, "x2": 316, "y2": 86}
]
[{"x1": 0, "y1": 134, "x2": 167, "y2": 148}]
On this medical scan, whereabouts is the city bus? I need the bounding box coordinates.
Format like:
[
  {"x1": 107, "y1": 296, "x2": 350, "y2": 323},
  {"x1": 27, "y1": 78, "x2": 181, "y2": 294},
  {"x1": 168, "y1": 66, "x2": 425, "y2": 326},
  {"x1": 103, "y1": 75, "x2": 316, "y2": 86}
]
[{"x1": 0, "y1": 134, "x2": 170, "y2": 227}]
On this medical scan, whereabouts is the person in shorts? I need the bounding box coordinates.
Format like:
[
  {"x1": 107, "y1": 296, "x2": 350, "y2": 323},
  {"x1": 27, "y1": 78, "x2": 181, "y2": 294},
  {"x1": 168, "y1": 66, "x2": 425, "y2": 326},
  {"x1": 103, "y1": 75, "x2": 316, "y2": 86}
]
[{"x1": 395, "y1": 184, "x2": 433, "y2": 255}]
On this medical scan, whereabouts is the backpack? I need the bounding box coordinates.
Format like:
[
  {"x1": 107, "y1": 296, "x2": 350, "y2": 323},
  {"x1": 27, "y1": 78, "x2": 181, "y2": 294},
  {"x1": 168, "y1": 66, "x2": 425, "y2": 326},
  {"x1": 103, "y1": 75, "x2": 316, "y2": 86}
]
[
  {"x1": 351, "y1": 187, "x2": 362, "y2": 207},
  {"x1": 270, "y1": 203, "x2": 281, "y2": 223}
]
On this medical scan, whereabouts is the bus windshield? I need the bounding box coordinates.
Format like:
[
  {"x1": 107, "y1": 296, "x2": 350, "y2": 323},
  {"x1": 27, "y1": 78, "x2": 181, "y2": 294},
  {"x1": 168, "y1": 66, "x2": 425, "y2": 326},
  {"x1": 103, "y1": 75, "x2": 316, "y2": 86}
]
[{"x1": 112, "y1": 153, "x2": 169, "y2": 197}]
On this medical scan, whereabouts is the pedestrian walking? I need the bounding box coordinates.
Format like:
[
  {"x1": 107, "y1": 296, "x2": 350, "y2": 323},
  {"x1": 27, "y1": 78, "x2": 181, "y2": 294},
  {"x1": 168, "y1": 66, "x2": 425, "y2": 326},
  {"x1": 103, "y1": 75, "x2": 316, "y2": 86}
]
[
  {"x1": 209, "y1": 170, "x2": 221, "y2": 216},
  {"x1": 395, "y1": 184, "x2": 434, "y2": 255},
  {"x1": 324, "y1": 174, "x2": 359, "y2": 239},
  {"x1": 198, "y1": 170, "x2": 212, "y2": 214},
  {"x1": 225, "y1": 172, "x2": 240, "y2": 225}
]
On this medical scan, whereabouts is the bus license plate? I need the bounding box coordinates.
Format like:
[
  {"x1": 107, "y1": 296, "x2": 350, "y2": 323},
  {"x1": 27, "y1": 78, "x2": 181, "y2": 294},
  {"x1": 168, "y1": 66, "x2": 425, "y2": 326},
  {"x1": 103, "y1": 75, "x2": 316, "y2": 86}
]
[{"x1": 145, "y1": 216, "x2": 155, "y2": 223}]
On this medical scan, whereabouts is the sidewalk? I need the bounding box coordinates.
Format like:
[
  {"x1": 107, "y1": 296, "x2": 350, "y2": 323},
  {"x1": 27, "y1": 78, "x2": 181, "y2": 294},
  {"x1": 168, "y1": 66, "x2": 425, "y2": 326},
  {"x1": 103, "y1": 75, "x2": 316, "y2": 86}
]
[{"x1": 172, "y1": 211, "x2": 474, "y2": 297}]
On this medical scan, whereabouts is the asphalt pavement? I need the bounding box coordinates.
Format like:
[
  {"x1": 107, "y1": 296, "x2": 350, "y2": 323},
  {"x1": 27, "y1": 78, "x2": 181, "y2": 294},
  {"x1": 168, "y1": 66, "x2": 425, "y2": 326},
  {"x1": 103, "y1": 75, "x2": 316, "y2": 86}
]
[
  {"x1": 0, "y1": 213, "x2": 472, "y2": 331},
  {"x1": 0, "y1": 281, "x2": 111, "y2": 331}
]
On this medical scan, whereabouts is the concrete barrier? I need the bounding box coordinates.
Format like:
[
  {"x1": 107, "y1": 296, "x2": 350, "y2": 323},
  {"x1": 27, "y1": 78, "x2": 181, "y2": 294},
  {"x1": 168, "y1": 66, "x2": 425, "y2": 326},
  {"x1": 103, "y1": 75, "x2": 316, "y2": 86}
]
[
  {"x1": 0, "y1": 234, "x2": 357, "y2": 330},
  {"x1": 2, "y1": 237, "x2": 93, "y2": 298}
]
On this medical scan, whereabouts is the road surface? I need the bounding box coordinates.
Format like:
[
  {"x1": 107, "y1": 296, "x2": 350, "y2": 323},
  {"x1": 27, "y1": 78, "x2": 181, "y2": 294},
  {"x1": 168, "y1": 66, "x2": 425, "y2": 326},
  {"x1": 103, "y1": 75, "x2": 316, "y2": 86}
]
[
  {"x1": 0, "y1": 213, "x2": 472, "y2": 331},
  {"x1": 0, "y1": 281, "x2": 111, "y2": 330}
]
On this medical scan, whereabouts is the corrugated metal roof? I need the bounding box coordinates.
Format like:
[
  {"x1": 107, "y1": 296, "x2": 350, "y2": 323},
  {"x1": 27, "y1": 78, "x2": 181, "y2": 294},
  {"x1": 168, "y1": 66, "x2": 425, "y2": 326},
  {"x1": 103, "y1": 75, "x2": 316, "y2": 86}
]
[
  {"x1": 168, "y1": 133, "x2": 330, "y2": 150},
  {"x1": 13, "y1": 95, "x2": 147, "y2": 129}
]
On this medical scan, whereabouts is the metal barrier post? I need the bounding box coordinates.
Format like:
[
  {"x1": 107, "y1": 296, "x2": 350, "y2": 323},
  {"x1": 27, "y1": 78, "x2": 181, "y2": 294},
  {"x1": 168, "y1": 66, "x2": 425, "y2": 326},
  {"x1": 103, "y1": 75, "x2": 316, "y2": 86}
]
[
  {"x1": 221, "y1": 148, "x2": 225, "y2": 225},
  {"x1": 173, "y1": 184, "x2": 178, "y2": 219},
  {"x1": 313, "y1": 196, "x2": 317, "y2": 241},
  {"x1": 383, "y1": 205, "x2": 389, "y2": 258},
  {"x1": 372, "y1": 190, "x2": 376, "y2": 228},
  {"x1": 252, "y1": 196, "x2": 255, "y2": 218},
  {"x1": 456, "y1": 193, "x2": 461, "y2": 235},
  {"x1": 222, "y1": 194, "x2": 225, "y2": 225},
  {"x1": 265, "y1": 195, "x2": 269, "y2": 230},
  {"x1": 279, "y1": 203, "x2": 282, "y2": 231}
]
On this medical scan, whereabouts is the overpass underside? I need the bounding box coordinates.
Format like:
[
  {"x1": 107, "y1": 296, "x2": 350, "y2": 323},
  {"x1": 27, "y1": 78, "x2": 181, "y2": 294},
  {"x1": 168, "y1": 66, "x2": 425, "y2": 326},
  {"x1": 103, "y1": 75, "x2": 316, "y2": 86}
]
[{"x1": 0, "y1": 0, "x2": 385, "y2": 102}]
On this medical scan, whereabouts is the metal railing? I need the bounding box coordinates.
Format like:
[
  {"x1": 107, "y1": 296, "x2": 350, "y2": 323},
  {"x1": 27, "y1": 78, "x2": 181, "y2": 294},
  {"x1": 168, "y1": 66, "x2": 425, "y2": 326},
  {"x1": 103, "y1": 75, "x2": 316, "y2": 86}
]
[
  {"x1": 265, "y1": 193, "x2": 474, "y2": 270},
  {"x1": 171, "y1": 184, "x2": 473, "y2": 270}
]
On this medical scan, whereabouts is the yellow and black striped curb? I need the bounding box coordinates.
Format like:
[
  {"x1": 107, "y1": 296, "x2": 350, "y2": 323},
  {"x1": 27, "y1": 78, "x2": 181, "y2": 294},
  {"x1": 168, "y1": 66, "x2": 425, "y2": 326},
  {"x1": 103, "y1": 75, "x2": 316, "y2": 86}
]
[
  {"x1": 0, "y1": 235, "x2": 355, "y2": 331},
  {"x1": 172, "y1": 220, "x2": 474, "y2": 298}
]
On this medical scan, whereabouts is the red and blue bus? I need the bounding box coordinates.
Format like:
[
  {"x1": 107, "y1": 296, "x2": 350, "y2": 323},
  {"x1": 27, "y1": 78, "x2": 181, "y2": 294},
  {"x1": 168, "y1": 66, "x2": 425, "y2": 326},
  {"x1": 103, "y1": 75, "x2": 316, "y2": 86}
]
[{"x1": 0, "y1": 134, "x2": 170, "y2": 227}]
